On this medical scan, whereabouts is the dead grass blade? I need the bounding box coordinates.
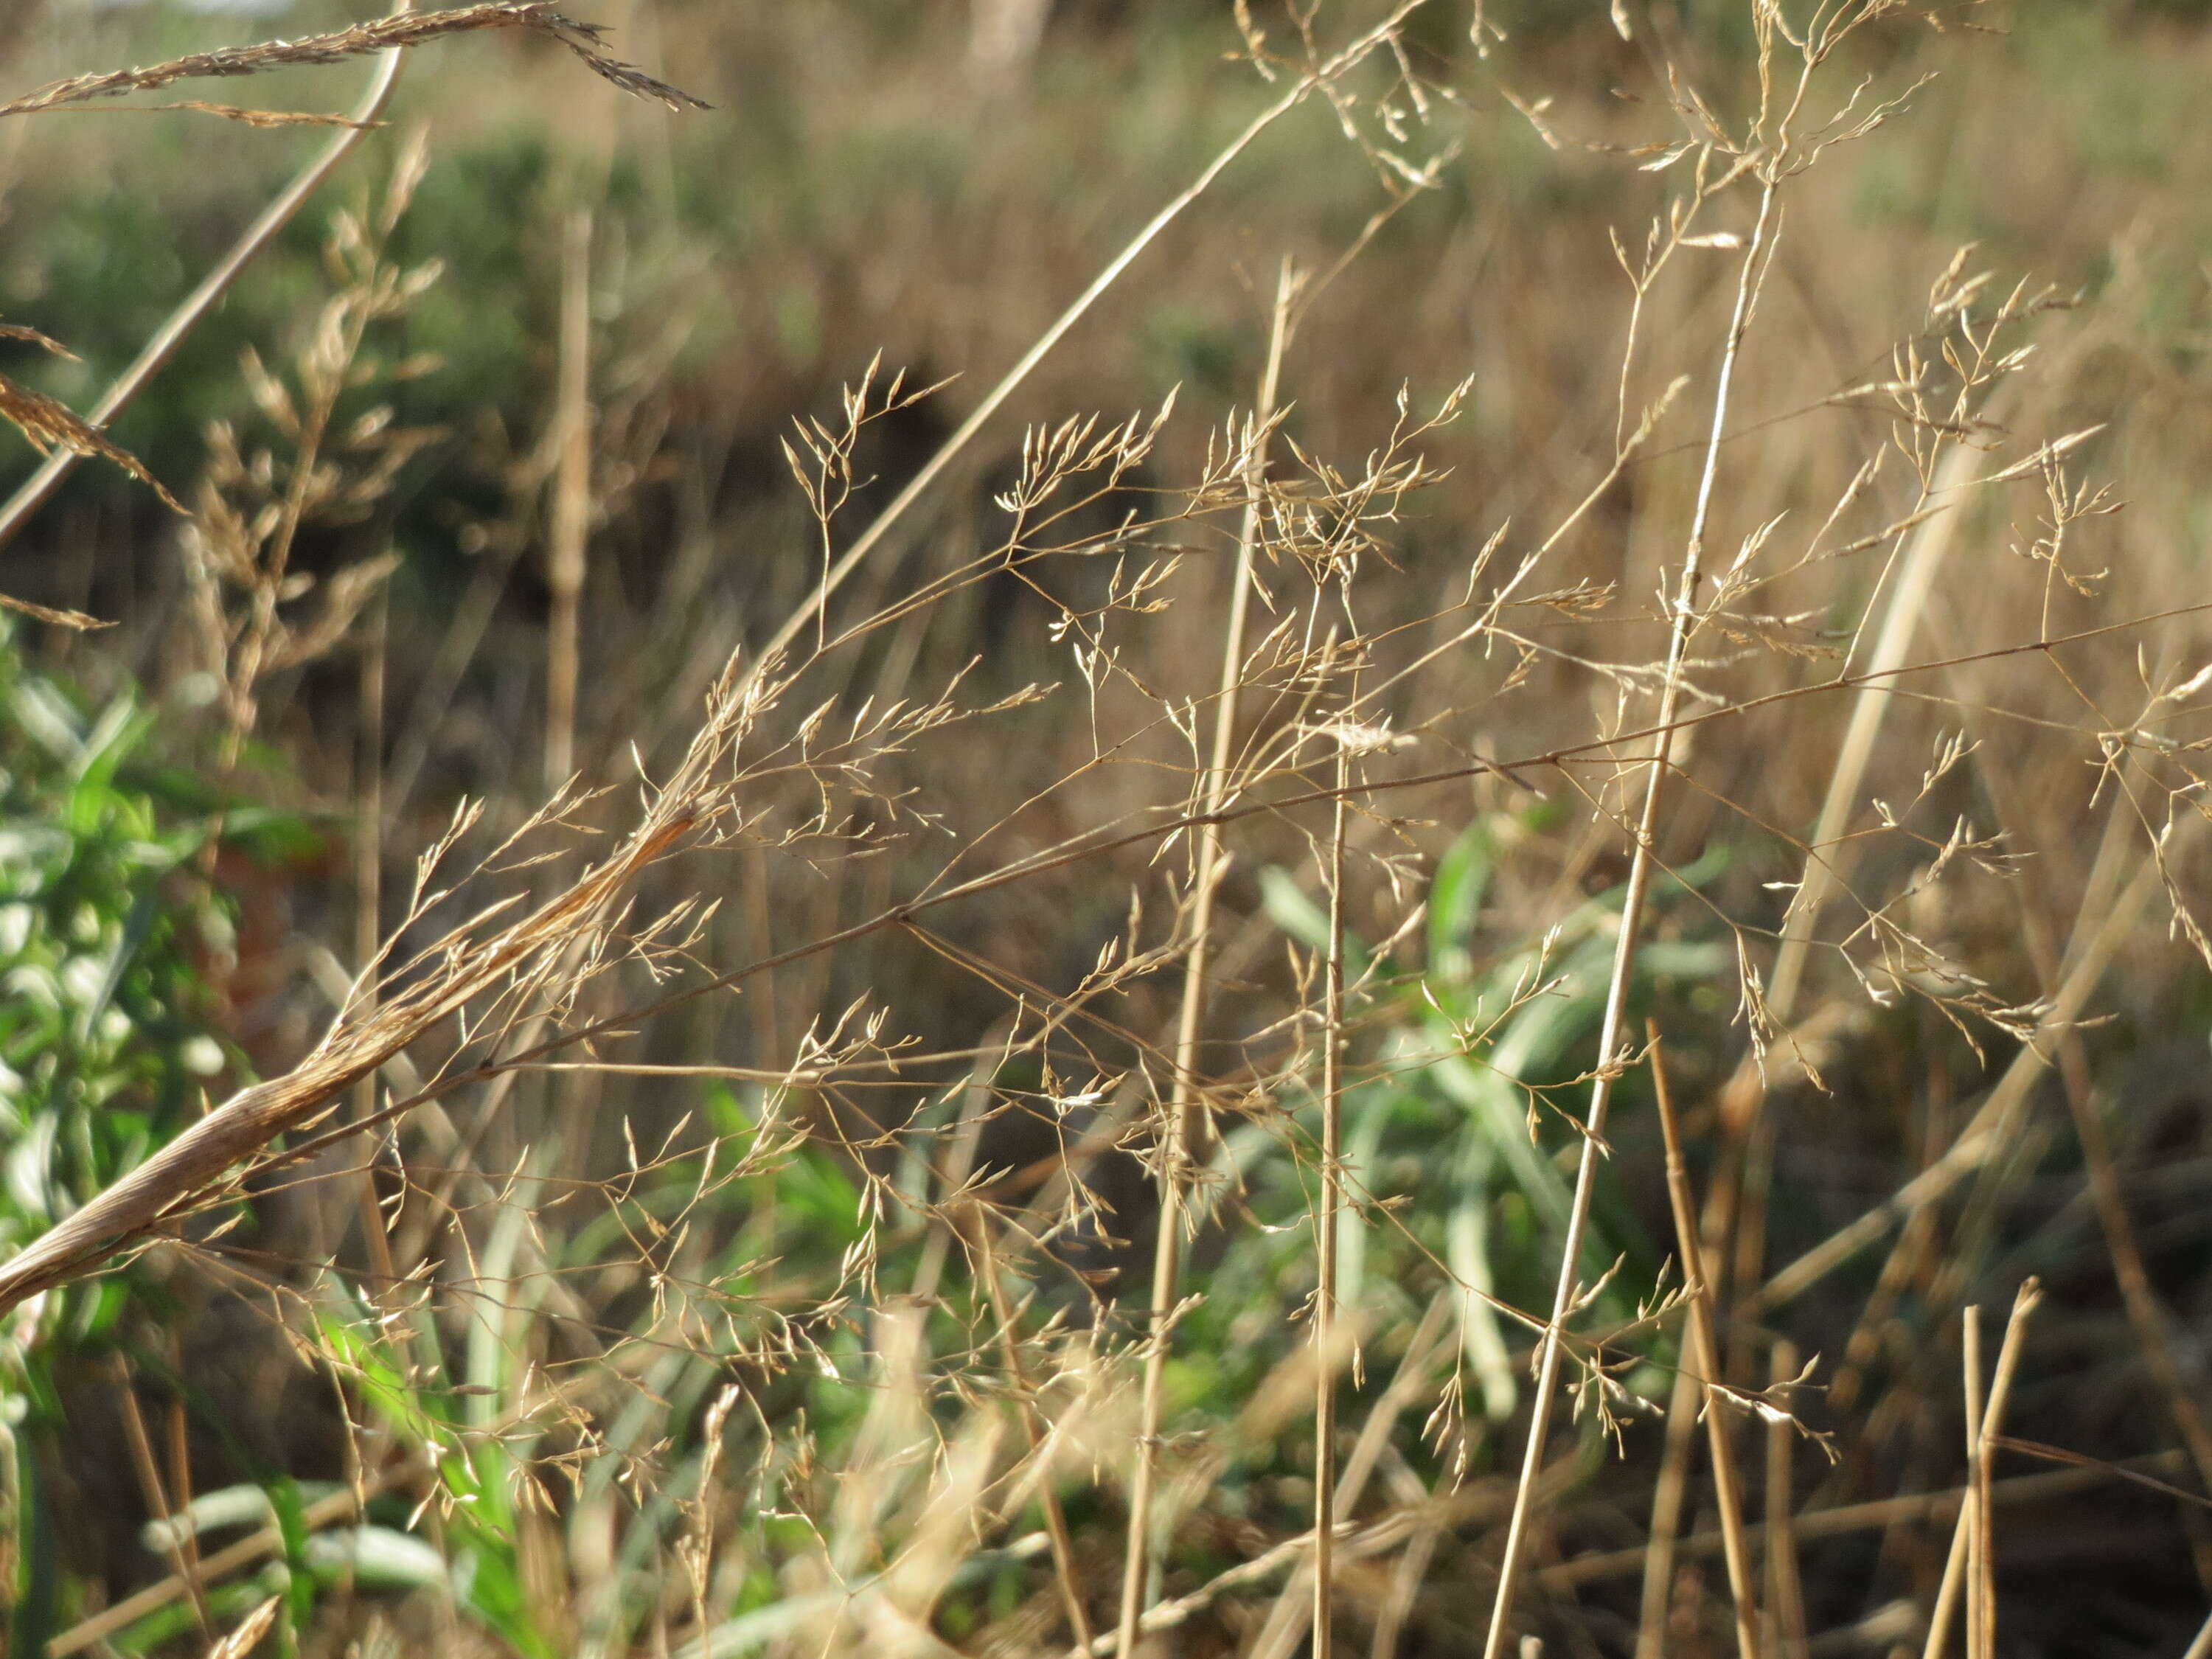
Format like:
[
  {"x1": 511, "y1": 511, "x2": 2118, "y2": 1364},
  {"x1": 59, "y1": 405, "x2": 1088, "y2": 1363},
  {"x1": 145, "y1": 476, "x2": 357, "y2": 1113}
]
[
  {"x1": 41, "y1": 101, "x2": 382, "y2": 128},
  {"x1": 0, "y1": 592, "x2": 114, "y2": 630},
  {"x1": 1116, "y1": 257, "x2": 1298, "y2": 1655},
  {"x1": 205, "y1": 1596, "x2": 282, "y2": 1659},
  {"x1": 0, "y1": 371, "x2": 183, "y2": 512},
  {"x1": 0, "y1": 3, "x2": 707, "y2": 119},
  {"x1": 0, "y1": 781, "x2": 709, "y2": 1316}
]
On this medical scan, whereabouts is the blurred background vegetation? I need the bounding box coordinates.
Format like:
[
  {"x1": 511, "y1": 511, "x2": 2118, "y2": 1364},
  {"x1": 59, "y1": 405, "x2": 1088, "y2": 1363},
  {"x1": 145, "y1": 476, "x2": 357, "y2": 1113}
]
[{"x1": 4, "y1": 1, "x2": 2212, "y2": 1655}]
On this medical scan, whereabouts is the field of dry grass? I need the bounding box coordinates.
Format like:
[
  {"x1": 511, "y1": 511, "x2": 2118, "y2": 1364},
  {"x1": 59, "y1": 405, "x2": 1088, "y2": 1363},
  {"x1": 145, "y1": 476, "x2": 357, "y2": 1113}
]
[{"x1": 3, "y1": 2, "x2": 2212, "y2": 1656}]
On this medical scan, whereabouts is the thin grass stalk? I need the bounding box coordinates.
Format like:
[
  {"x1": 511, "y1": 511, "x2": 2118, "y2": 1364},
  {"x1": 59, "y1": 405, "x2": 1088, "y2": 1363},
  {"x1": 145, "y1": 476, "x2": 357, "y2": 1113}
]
[
  {"x1": 1479, "y1": 173, "x2": 1781, "y2": 1659},
  {"x1": 545, "y1": 204, "x2": 593, "y2": 790},
  {"x1": 1546, "y1": 1451, "x2": 2188, "y2": 1593},
  {"x1": 48, "y1": 1467, "x2": 403, "y2": 1656},
  {"x1": 1925, "y1": 1287, "x2": 2039, "y2": 1659},
  {"x1": 1650, "y1": 1029, "x2": 1761, "y2": 1659},
  {"x1": 1961, "y1": 1309, "x2": 1987, "y2": 1659},
  {"x1": 352, "y1": 592, "x2": 397, "y2": 1295},
  {"x1": 1708, "y1": 438, "x2": 1982, "y2": 1379},
  {"x1": 1314, "y1": 740, "x2": 1352, "y2": 1659},
  {"x1": 1762, "y1": 437, "x2": 1980, "y2": 1023},
  {"x1": 1638, "y1": 1023, "x2": 1784, "y2": 1658},
  {"x1": 978, "y1": 1222, "x2": 1096, "y2": 1651},
  {"x1": 0, "y1": 0, "x2": 415, "y2": 553},
  {"x1": 1634, "y1": 1359, "x2": 1700, "y2": 1659},
  {"x1": 110, "y1": 1355, "x2": 212, "y2": 1638},
  {"x1": 748, "y1": 7, "x2": 1425, "y2": 680},
  {"x1": 1115, "y1": 261, "x2": 1297, "y2": 1655},
  {"x1": 1765, "y1": 1339, "x2": 1808, "y2": 1659},
  {"x1": 1976, "y1": 1283, "x2": 2039, "y2": 1658},
  {"x1": 161, "y1": 1388, "x2": 199, "y2": 1635}
]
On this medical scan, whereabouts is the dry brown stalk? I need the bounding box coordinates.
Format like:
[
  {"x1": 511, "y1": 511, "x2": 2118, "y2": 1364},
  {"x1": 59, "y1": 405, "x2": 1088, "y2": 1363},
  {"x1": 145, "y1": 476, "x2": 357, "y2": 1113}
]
[
  {"x1": 0, "y1": 3, "x2": 705, "y2": 120},
  {"x1": 0, "y1": 771, "x2": 709, "y2": 1316},
  {"x1": 1649, "y1": 1029, "x2": 1761, "y2": 1659},
  {"x1": 49, "y1": 1467, "x2": 406, "y2": 1656},
  {"x1": 1922, "y1": 1281, "x2": 2039, "y2": 1659},
  {"x1": 351, "y1": 594, "x2": 399, "y2": 1294},
  {"x1": 1116, "y1": 259, "x2": 1298, "y2": 1654},
  {"x1": 978, "y1": 1222, "x2": 1097, "y2": 1651},
  {"x1": 1542, "y1": 1452, "x2": 2189, "y2": 1593},
  {"x1": 1314, "y1": 737, "x2": 1353, "y2": 1659},
  {"x1": 110, "y1": 1354, "x2": 213, "y2": 1638},
  {"x1": 1765, "y1": 1339, "x2": 1810, "y2": 1659},
  {"x1": 1481, "y1": 108, "x2": 1784, "y2": 1659},
  {"x1": 546, "y1": 204, "x2": 595, "y2": 790},
  {"x1": 42, "y1": 100, "x2": 380, "y2": 127},
  {"x1": 1635, "y1": 1354, "x2": 1703, "y2": 1659}
]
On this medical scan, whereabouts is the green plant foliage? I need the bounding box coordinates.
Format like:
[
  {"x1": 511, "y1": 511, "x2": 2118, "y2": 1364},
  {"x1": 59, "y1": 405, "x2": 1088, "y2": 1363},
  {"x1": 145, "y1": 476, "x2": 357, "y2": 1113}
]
[
  {"x1": 1180, "y1": 810, "x2": 1728, "y2": 1451},
  {"x1": 0, "y1": 632, "x2": 297, "y2": 1650}
]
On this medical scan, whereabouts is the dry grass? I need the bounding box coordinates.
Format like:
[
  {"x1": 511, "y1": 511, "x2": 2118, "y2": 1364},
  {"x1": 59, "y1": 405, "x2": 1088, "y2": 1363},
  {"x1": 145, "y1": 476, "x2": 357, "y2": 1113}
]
[{"x1": 4, "y1": 1, "x2": 2212, "y2": 1656}]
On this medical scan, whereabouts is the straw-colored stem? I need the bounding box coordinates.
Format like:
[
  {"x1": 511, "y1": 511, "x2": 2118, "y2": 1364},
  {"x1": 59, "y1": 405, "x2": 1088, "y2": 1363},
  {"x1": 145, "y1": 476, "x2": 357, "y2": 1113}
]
[
  {"x1": 978, "y1": 1223, "x2": 1094, "y2": 1652},
  {"x1": 1650, "y1": 1029, "x2": 1761, "y2": 1659},
  {"x1": 1765, "y1": 1340, "x2": 1808, "y2": 1659},
  {"x1": 1545, "y1": 1450, "x2": 2187, "y2": 1593},
  {"x1": 1634, "y1": 1357, "x2": 1702, "y2": 1659},
  {"x1": 1115, "y1": 261, "x2": 1295, "y2": 1655},
  {"x1": 1480, "y1": 174, "x2": 1779, "y2": 1659},
  {"x1": 1314, "y1": 743, "x2": 1351, "y2": 1659},
  {"x1": 111, "y1": 1355, "x2": 212, "y2": 1637},
  {"x1": 352, "y1": 593, "x2": 397, "y2": 1295},
  {"x1": 1962, "y1": 1309, "x2": 1988, "y2": 1659},
  {"x1": 546, "y1": 204, "x2": 594, "y2": 790},
  {"x1": 1923, "y1": 1281, "x2": 2039, "y2": 1659}
]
